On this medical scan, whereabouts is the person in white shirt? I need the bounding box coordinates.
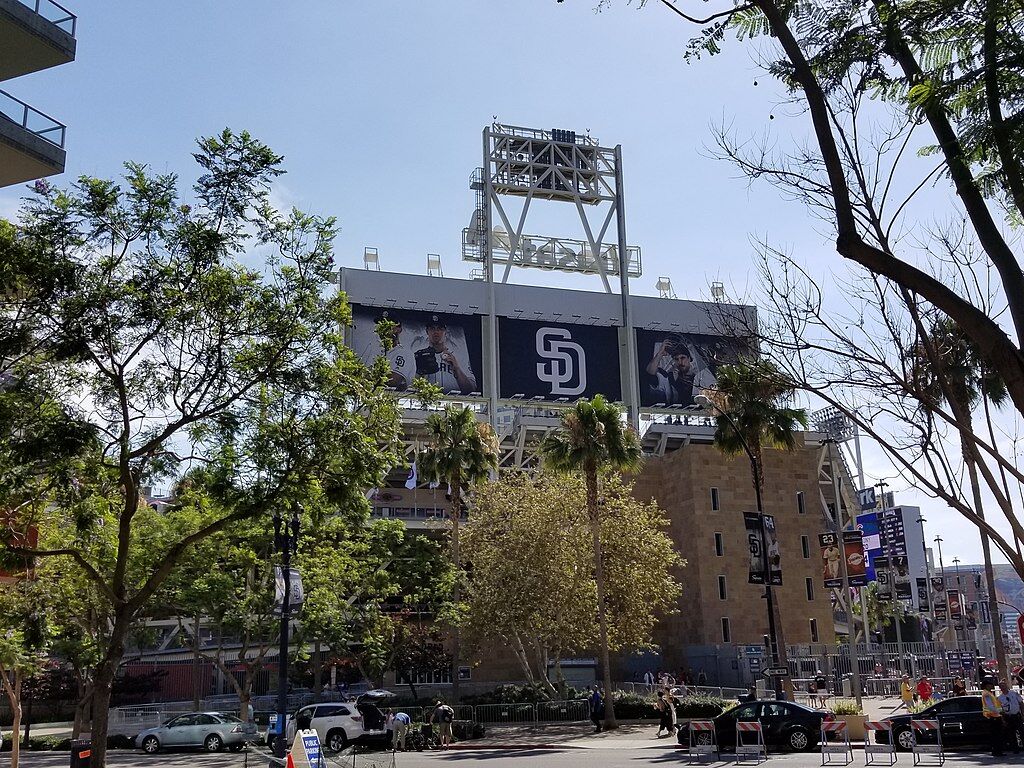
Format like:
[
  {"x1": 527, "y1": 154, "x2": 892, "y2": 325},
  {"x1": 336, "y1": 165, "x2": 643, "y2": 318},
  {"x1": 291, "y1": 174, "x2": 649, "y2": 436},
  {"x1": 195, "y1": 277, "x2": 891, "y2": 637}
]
[
  {"x1": 414, "y1": 315, "x2": 476, "y2": 394},
  {"x1": 377, "y1": 312, "x2": 414, "y2": 390},
  {"x1": 999, "y1": 680, "x2": 1023, "y2": 753}
]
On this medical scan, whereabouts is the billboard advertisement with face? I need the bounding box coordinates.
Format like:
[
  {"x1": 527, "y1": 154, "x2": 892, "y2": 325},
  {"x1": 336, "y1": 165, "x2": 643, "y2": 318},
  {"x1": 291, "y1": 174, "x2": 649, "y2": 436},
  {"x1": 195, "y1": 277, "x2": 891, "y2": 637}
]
[
  {"x1": 350, "y1": 306, "x2": 484, "y2": 396},
  {"x1": 497, "y1": 317, "x2": 621, "y2": 401},
  {"x1": 634, "y1": 329, "x2": 749, "y2": 408}
]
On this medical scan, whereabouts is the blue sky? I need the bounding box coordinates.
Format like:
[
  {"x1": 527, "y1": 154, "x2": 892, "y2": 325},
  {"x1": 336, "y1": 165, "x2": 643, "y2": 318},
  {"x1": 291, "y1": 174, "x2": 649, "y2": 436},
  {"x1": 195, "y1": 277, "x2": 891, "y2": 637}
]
[{"x1": 2, "y1": 1, "x2": 1005, "y2": 565}]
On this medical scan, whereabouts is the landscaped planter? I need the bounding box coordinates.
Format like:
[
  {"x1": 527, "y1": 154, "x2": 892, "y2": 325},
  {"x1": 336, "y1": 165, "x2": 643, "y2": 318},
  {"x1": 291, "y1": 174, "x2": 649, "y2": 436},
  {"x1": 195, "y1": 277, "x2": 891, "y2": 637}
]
[{"x1": 834, "y1": 714, "x2": 866, "y2": 741}]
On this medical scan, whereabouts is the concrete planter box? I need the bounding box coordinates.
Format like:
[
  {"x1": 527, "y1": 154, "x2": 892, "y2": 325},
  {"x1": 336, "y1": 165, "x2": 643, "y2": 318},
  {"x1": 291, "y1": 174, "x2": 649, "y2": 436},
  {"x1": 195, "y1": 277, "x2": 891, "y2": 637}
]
[{"x1": 834, "y1": 714, "x2": 866, "y2": 742}]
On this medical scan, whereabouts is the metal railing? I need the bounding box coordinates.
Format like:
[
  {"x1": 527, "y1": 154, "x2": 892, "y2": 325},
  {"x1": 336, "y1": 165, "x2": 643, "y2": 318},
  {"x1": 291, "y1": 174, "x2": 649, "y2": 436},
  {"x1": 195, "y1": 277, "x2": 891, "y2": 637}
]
[
  {"x1": 0, "y1": 89, "x2": 66, "y2": 148},
  {"x1": 17, "y1": 0, "x2": 76, "y2": 36},
  {"x1": 614, "y1": 682, "x2": 747, "y2": 700}
]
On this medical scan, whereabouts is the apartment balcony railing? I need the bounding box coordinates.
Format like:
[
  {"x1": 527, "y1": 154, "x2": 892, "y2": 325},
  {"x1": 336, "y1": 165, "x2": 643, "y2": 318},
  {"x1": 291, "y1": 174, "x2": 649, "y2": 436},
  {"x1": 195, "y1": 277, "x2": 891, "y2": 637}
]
[
  {"x1": 17, "y1": 0, "x2": 76, "y2": 36},
  {"x1": 0, "y1": 87, "x2": 65, "y2": 147}
]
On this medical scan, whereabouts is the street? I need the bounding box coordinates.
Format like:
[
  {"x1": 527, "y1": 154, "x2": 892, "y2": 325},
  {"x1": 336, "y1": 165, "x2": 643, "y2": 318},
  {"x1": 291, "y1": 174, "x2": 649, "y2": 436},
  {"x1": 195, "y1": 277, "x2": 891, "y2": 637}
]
[{"x1": 5, "y1": 745, "x2": 1023, "y2": 768}]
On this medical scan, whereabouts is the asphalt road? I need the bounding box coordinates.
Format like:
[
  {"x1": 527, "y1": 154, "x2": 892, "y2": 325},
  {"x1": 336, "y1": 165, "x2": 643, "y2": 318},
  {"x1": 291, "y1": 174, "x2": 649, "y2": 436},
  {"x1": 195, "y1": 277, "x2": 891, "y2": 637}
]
[{"x1": 6, "y1": 745, "x2": 1022, "y2": 768}]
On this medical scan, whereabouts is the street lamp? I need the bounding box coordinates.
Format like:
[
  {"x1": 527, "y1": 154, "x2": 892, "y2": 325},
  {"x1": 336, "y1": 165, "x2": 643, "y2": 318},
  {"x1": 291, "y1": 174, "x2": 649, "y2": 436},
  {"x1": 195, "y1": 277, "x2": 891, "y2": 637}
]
[
  {"x1": 934, "y1": 535, "x2": 957, "y2": 650},
  {"x1": 273, "y1": 506, "x2": 301, "y2": 760},
  {"x1": 953, "y1": 557, "x2": 964, "y2": 647},
  {"x1": 696, "y1": 393, "x2": 783, "y2": 700}
]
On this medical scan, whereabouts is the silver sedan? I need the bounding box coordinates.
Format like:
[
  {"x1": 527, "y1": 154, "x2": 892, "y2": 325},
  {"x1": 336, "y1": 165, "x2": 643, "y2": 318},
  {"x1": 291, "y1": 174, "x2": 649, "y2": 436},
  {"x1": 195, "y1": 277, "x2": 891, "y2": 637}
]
[{"x1": 135, "y1": 712, "x2": 257, "y2": 754}]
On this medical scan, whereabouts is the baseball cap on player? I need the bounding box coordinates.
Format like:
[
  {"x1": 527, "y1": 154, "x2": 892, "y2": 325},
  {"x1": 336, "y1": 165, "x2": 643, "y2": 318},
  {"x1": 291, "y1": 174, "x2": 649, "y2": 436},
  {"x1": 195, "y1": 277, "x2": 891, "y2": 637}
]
[{"x1": 426, "y1": 314, "x2": 446, "y2": 328}]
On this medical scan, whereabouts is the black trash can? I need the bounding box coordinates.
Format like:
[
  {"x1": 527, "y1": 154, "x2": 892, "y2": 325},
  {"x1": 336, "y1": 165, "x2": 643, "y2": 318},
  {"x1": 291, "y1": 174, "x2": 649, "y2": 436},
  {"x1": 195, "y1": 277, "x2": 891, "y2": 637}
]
[{"x1": 70, "y1": 739, "x2": 91, "y2": 768}]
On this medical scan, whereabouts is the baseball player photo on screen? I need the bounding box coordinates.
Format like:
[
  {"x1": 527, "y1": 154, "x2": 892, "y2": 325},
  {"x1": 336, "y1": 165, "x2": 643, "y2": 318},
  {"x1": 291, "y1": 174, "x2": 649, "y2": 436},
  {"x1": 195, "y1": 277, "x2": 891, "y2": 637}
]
[
  {"x1": 350, "y1": 306, "x2": 483, "y2": 396},
  {"x1": 634, "y1": 329, "x2": 748, "y2": 408}
]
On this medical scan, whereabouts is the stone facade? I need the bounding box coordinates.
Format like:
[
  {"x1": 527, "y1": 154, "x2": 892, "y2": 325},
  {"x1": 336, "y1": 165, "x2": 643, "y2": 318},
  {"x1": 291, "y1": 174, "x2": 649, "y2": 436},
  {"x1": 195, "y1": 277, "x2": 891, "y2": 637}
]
[{"x1": 629, "y1": 433, "x2": 836, "y2": 675}]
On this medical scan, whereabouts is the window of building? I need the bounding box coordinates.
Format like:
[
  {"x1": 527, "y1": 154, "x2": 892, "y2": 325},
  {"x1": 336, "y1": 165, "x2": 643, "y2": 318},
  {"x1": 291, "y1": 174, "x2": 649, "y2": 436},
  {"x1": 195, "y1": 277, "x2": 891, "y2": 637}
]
[
  {"x1": 797, "y1": 491, "x2": 806, "y2": 515},
  {"x1": 711, "y1": 487, "x2": 720, "y2": 511},
  {"x1": 718, "y1": 575, "x2": 728, "y2": 600},
  {"x1": 412, "y1": 668, "x2": 452, "y2": 684},
  {"x1": 805, "y1": 577, "x2": 814, "y2": 601},
  {"x1": 801, "y1": 535, "x2": 810, "y2": 559},
  {"x1": 810, "y1": 618, "x2": 819, "y2": 643},
  {"x1": 715, "y1": 532, "x2": 724, "y2": 557},
  {"x1": 721, "y1": 617, "x2": 731, "y2": 643}
]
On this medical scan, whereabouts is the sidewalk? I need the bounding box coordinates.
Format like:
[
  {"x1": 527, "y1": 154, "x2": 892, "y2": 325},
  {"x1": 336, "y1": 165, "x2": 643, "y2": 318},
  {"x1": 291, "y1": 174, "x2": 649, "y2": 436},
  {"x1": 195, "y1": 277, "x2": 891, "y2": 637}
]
[{"x1": 449, "y1": 721, "x2": 672, "y2": 750}]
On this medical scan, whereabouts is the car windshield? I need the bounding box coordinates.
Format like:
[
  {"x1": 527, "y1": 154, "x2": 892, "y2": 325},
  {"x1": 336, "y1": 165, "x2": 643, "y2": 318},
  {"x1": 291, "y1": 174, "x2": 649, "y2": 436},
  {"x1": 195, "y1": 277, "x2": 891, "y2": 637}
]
[{"x1": 219, "y1": 715, "x2": 242, "y2": 723}]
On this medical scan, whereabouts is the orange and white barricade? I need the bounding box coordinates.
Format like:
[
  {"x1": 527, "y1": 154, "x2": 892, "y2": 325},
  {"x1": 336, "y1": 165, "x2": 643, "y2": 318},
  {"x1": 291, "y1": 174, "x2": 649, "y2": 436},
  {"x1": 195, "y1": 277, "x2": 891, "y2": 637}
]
[
  {"x1": 687, "y1": 720, "x2": 719, "y2": 763},
  {"x1": 821, "y1": 720, "x2": 852, "y2": 766},
  {"x1": 736, "y1": 720, "x2": 767, "y2": 764},
  {"x1": 863, "y1": 721, "x2": 896, "y2": 766},
  {"x1": 910, "y1": 719, "x2": 943, "y2": 766}
]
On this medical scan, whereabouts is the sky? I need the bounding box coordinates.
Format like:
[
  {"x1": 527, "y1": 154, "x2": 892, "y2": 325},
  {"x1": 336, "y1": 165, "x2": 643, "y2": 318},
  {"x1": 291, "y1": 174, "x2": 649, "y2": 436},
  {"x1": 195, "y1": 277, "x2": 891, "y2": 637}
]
[{"x1": 2, "y1": 0, "x2": 1013, "y2": 566}]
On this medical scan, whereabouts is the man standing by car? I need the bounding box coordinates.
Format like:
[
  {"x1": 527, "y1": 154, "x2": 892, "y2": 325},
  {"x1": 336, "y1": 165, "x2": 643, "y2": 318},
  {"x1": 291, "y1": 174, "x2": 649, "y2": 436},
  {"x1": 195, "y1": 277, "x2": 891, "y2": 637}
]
[
  {"x1": 982, "y1": 678, "x2": 1006, "y2": 757},
  {"x1": 999, "y1": 680, "x2": 1023, "y2": 753},
  {"x1": 391, "y1": 710, "x2": 412, "y2": 751},
  {"x1": 429, "y1": 700, "x2": 455, "y2": 750}
]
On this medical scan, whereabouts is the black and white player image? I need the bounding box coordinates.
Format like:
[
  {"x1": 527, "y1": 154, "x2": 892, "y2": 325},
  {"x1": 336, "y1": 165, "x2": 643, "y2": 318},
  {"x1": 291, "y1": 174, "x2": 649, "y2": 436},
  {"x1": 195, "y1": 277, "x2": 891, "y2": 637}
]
[
  {"x1": 642, "y1": 334, "x2": 715, "y2": 407},
  {"x1": 414, "y1": 315, "x2": 477, "y2": 394},
  {"x1": 376, "y1": 310, "x2": 413, "y2": 390}
]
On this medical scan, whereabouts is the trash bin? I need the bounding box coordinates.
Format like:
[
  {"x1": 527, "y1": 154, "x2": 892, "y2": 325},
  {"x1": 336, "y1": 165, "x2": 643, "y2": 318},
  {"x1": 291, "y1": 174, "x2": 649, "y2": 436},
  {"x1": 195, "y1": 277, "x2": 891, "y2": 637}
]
[
  {"x1": 842, "y1": 677, "x2": 852, "y2": 697},
  {"x1": 70, "y1": 739, "x2": 91, "y2": 768}
]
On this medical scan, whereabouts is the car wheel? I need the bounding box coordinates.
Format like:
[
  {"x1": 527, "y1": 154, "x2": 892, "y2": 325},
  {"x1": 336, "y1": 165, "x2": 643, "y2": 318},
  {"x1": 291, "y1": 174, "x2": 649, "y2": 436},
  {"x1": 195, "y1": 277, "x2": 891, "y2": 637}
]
[
  {"x1": 787, "y1": 727, "x2": 812, "y2": 752},
  {"x1": 141, "y1": 736, "x2": 160, "y2": 754},
  {"x1": 894, "y1": 728, "x2": 915, "y2": 752},
  {"x1": 326, "y1": 729, "x2": 348, "y2": 753},
  {"x1": 204, "y1": 734, "x2": 224, "y2": 752},
  {"x1": 694, "y1": 732, "x2": 714, "y2": 746}
]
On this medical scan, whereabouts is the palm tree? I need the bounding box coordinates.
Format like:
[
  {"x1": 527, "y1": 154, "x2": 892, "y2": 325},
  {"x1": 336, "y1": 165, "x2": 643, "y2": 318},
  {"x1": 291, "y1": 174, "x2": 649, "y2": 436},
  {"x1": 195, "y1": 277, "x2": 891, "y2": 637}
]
[
  {"x1": 705, "y1": 359, "x2": 808, "y2": 700},
  {"x1": 540, "y1": 395, "x2": 642, "y2": 730},
  {"x1": 913, "y1": 318, "x2": 1009, "y2": 681},
  {"x1": 418, "y1": 405, "x2": 499, "y2": 701}
]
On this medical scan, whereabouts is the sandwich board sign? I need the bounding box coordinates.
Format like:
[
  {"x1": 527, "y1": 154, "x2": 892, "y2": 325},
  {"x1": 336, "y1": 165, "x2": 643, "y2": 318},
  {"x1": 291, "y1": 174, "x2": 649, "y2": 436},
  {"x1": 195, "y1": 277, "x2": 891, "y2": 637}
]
[{"x1": 290, "y1": 729, "x2": 324, "y2": 768}]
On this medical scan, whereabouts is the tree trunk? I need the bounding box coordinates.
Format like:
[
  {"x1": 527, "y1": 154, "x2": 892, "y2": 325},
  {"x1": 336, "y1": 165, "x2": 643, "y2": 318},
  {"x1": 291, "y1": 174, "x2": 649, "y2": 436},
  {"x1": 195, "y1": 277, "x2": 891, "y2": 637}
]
[
  {"x1": 10, "y1": 674, "x2": 22, "y2": 768},
  {"x1": 312, "y1": 640, "x2": 322, "y2": 703},
  {"x1": 586, "y1": 467, "x2": 617, "y2": 729},
  {"x1": 450, "y1": 474, "x2": 462, "y2": 703},
  {"x1": 192, "y1": 613, "x2": 202, "y2": 712},
  {"x1": 88, "y1": 609, "x2": 132, "y2": 768}
]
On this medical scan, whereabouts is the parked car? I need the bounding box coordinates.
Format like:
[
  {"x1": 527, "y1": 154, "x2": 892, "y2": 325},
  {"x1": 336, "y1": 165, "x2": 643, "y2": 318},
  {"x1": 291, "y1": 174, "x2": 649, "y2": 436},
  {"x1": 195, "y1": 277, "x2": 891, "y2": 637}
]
[
  {"x1": 278, "y1": 689, "x2": 393, "y2": 753},
  {"x1": 135, "y1": 712, "x2": 257, "y2": 754},
  {"x1": 876, "y1": 695, "x2": 1024, "y2": 751},
  {"x1": 677, "y1": 700, "x2": 830, "y2": 752}
]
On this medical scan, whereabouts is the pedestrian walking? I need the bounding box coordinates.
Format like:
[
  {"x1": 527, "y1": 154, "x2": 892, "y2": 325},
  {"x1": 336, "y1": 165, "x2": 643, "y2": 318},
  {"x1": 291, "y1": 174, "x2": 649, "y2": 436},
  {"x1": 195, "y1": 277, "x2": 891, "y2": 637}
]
[
  {"x1": 655, "y1": 690, "x2": 671, "y2": 737},
  {"x1": 428, "y1": 699, "x2": 455, "y2": 750},
  {"x1": 643, "y1": 669, "x2": 655, "y2": 689},
  {"x1": 392, "y1": 711, "x2": 411, "y2": 751},
  {"x1": 896, "y1": 674, "x2": 914, "y2": 711},
  {"x1": 916, "y1": 676, "x2": 933, "y2": 704},
  {"x1": 588, "y1": 686, "x2": 605, "y2": 733},
  {"x1": 999, "y1": 680, "x2": 1023, "y2": 754},
  {"x1": 982, "y1": 678, "x2": 1006, "y2": 757},
  {"x1": 697, "y1": 669, "x2": 707, "y2": 687}
]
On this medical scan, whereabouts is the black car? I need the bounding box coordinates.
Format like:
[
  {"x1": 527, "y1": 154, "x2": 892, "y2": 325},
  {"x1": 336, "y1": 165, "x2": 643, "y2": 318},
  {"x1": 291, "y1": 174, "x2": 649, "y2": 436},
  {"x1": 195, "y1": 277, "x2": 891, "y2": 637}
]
[
  {"x1": 677, "y1": 700, "x2": 830, "y2": 752},
  {"x1": 877, "y1": 695, "x2": 1024, "y2": 751}
]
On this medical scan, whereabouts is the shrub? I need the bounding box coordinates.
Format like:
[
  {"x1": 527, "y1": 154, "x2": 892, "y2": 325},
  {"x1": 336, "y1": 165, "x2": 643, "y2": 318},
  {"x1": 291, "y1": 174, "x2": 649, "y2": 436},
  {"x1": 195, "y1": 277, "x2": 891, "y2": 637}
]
[
  {"x1": 830, "y1": 699, "x2": 864, "y2": 716},
  {"x1": 609, "y1": 691, "x2": 659, "y2": 719},
  {"x1": 461, "y1": 683, "x2": 580, "y2": 705},
  {"x1": 674, "y1": 696, "x2": 729, "y2": 718}
]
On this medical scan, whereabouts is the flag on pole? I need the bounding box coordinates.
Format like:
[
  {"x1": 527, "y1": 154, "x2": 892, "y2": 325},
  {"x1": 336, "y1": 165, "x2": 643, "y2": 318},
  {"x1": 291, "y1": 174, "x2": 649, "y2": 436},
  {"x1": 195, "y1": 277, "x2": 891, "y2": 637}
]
[{"x1": 405, "y1": 462, "x2": 418, "y2": 490}]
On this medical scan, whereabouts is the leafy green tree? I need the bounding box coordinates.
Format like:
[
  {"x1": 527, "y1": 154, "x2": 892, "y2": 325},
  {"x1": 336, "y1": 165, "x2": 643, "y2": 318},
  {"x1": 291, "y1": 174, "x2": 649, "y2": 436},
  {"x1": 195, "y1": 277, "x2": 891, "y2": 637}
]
[
  {"x1": 0, "y1": 129, "x2": 401, "y2": 765},
  {"x1": 0, "y1": 582, "x2": 48, "y2": 768},
  {"x1": 464, "y1": 472, "x2": 682, "y2": 697},
  {"x1": 706, "y1": 359, "x2": 807, "y2": 698},
  {"x1": 540, "y1": 395, "x2": 643, "y2": 729},
  {"x1": 417, "y1": 405, "x2": 498, "y2": 701}
]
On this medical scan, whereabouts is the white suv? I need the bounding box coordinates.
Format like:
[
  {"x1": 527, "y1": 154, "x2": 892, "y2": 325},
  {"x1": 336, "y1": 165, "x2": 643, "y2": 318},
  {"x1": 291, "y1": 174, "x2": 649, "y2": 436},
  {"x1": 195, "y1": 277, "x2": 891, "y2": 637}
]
[{"x1": 284, "y1": 691, "x2": 392, "y2": 753}]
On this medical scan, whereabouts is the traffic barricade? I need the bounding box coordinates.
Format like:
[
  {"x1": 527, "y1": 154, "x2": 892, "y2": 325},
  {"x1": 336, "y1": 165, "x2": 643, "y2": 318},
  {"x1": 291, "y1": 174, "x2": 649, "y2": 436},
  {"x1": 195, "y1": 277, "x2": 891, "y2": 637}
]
[
  {"x1": 911, "y1": 719, "x2": 943, "y2": 766},
  {"x1": 821, "y1": 720, "x2": 853, "y2": 766},
  {"x1": 863, "y1": 721, "x2": 896, "y2": 766},
  {"x1": 736, "y1": 720, "x2": 767, "y2": 764},
  {"x1": 687, "y1": 719, "x2": 718, "y2": 763}
]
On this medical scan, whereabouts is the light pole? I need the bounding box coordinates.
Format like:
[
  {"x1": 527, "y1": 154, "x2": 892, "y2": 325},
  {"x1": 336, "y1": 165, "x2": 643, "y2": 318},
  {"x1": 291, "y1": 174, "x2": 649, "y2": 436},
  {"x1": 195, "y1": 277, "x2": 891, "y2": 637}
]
[
  {"x1": 917, "y1": 517, "x2": 937, "y2": 632},
  {"x1": 824, "y1": 438, "x2": 862, "y2": 709},
  {"x1": 953, "y1": 557, "x2": 964, "y2": 648},
  {"x1": 697, "y1": 394, "x2": 783, "y2": 700},
  {"x1": 273, "y1": 507, "x2": 301, "y2": 761},
  {"x1": 935, "y1": 535, "x2": 956, "y2": 649}
]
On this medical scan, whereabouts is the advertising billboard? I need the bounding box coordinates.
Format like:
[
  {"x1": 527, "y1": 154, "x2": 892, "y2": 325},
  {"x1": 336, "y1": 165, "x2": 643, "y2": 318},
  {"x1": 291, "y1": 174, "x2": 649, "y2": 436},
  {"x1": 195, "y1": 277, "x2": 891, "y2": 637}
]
[
  {"x1": 746, "y1": 513, "x2": 782, "y2": 586},
  {"x1": 634, "y1": 329, "x2": 748, "y2": 408},
  {"x1": 498, "y1": 317, "x2": 621, "y2": 401},
  {"x1": 350, "y1": 306, "x2": 484, "y2": 397}
]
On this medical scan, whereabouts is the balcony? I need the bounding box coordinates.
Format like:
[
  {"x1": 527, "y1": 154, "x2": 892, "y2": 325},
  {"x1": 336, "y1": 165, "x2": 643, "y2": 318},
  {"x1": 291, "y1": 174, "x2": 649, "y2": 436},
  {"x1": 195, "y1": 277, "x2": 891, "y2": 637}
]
[
  {"x1": 0, "y1": 89, "x2": 65, "y2": 186},
  {"x1": 0, "y1": 0, "x2": 76, "y2": 81}
]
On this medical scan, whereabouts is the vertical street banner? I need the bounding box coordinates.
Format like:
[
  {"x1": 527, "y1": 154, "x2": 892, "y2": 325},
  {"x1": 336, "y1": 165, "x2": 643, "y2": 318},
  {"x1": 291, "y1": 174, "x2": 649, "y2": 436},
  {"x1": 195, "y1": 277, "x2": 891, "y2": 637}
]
[
  {"x1": 916, "y1": 577, "x2": 929, "y2": 606},
  {"x1": 948, "y1": 589, "x2": 964, "y2": 630},
  {"x1": 875, "y1": 556, "x2": 892, "y2": 601},
  {"x1": 965, "y1": 603, "x2": 978, "y2": 631},
  {"x1": 746, "y1": 512, "x2": 766, "y2": 585},
  {"x1": 764, "y1": 514, "x2": 783, "y2": 586},
  {"x1": 844, "y1": 530, "x2": 867, "y2": 586},
  {"x1": 746, "y1": 513, "x2": 782, "y2": 585},
  {"x1": 819, "y1": 533, "x2": 842, "y2": 588}
]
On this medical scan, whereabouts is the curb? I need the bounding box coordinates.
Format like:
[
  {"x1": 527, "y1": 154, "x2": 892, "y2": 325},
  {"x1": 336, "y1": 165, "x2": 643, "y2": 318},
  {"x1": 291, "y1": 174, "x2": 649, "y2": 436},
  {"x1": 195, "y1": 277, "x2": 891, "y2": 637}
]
[{"x1": 446, "y1": 743, "x2": 573, "y2": 750}]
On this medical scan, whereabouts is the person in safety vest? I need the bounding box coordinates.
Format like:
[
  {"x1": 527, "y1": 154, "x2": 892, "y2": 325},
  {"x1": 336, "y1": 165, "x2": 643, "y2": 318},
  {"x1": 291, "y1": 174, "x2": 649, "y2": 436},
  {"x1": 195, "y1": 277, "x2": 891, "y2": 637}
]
[{"x1": 981, "y1": 677, "x2": 1005, "y2": 758}]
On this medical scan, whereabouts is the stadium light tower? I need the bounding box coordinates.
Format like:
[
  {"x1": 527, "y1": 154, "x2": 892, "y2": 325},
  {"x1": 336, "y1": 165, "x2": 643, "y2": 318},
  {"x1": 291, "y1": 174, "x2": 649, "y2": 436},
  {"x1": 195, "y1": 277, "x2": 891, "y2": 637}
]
[{"x1": 464, "y1": 123, "x2": 642, "y2": 423}]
